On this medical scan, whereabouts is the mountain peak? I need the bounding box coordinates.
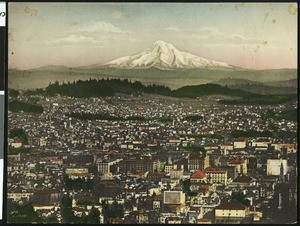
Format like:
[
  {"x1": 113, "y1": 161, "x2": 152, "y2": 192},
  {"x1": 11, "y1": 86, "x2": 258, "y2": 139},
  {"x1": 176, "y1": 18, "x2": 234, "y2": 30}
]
[
  {"x1": 103, "y1": 41, "x2": 233, "y2": 70},
  {"x1": 153, "y1": 40, "x2": 168, "y2": 45},
  {"x1": 152, "y1": 40, "x2": 174, "y2": 48}
]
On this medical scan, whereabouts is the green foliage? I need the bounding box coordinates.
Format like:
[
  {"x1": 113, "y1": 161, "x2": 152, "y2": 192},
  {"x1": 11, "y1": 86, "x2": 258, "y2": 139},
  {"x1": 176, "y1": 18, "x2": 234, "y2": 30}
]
[
  {"x1": 171, "y1": 83, "x2": 254, "y2": 98},
  {"x1": 182, "y1": 146, "x2": 206, "y2": 153},
  {"x1": 61, "y1": 194, "x2": 101, "y2": 224},
  {"x1": 27, "y1": 97, "x2": 40, "y2": 104},
  {"x1": 25, "y1": 88, "x2": 44, "y2": 96},
  {"x1": 143, "y1": 83, "x2": 172, "y2": 95},
  {"x1": 181, "y1": 179, "x2": 198, "y2": 196},
  {"x1": 265, "y1": 109, "x2": 297, "y2": 121},
  {"x1": 9, "y1": 89, "x2": 19, "y2": 97},
  {"x1": 45, "y1": 80, "x2": 115, "y2": 97},
  {"x1": 126, "y1": 116, "x2": 147, "y2": 121},
  {"x1": 184, "y1": 115, "x2": 203, "y2": 121},
  {"x1": 85, "y1": 206, "x2": 101, "y2": 224},
  {"x1": 24, "y1": 78, "x2": 295, "y2": 106},
  {"x1": 220, "y1": 94, "x2": 296, "y2": 105},
  {"x1": 8, "y1": 202, "x2": 40, "y2": 223},
  {"x1": 102, "y1": 201, "x2": 124, "y2": 224},
  {"x1": 65, "y1": 177, "x2": 94, "y2": 190},
  {"x1": 231, "y1": 191, "x2": 251, "y2": 207},
  {"x1": 9, "y1": 100, "x2": 43, "y2": 113},
  {"x1": 182, "y1": 179, "x2": 191, "y2": 194},
  {"x1": 30, "y1": 78, "x2": 171, "y2": 98},
  {"x1": 231, "y1": 130, "x2": 273, "y2": 138},
  {"x1": 9, "y1": 147, "x2": 32, "y2": 155},
  {"x1": 41, "y1": 216, "x2": 58, "y2": 223},
  {"x1": 61, "y1": 195, "x2": 74, "y2": 223},
  {"x1": 276, "y1": 131, "x2": 297, "y2": 139},
  {"x1": 152, "y1": 117, "x2": 173, "y2": 123},
  {"x1": 9, "y1": 128, "x2": 28, "y2": 144}
]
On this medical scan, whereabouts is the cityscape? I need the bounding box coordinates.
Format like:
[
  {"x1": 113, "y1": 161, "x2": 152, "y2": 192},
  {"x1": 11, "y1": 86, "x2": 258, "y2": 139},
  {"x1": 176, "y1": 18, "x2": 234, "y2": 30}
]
[{"x1": 7, "y1": 2, "x2": 298, "y2": 225}]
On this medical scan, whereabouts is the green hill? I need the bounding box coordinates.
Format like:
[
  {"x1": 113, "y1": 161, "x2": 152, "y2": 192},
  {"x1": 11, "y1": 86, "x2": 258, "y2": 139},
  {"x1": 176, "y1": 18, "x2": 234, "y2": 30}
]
[
  {"x1": 171, "y1": 83, "x2": 256, "y2": 98},
  {"x1": 8, "y1": 66, "x2": 297, "y2": 90},
  {"x1": 24, "y1": 78, "x2": 296, "y2": 105}
]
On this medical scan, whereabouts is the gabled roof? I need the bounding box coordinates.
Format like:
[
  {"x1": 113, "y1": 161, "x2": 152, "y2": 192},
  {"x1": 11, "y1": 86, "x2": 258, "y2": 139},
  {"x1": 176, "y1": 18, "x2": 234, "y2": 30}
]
[
  {"x1": 204, "y1": 167, "x2": 226, "y2": 174},
  {"x1": 190, "y1": 170, "x2": 206, "y2": 179}
]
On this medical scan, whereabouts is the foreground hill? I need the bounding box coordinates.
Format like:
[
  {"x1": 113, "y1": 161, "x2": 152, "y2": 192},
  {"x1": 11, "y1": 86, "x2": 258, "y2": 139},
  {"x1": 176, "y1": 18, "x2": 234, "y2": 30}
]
[{"x1": 25, "y1": 78, "x2": 296, "y2": 105}]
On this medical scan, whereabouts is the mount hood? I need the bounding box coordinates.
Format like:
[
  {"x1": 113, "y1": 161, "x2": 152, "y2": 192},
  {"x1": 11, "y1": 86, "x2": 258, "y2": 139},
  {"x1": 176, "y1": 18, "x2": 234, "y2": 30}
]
[{"x1": 103, "y1": 40, "x2": 233, "y2": 70}]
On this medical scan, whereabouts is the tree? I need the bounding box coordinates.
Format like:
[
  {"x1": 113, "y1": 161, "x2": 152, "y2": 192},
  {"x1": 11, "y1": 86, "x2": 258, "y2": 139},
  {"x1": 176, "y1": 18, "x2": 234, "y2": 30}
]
[
  {"x1": 8, "y1": 202, "x2": 40, "y2": 223},
  {"x1": 9, "y1": 128, "x2": 28, "y2": 144},
  {"x1": 101, "y1": 200, "x2": 124, "y2": 223},
  {"x1": 61, "y1": 194, "x2": 74, "y2": 223},
  {"x1": 231, "y1": 190, "x2": 250, "y2": 207}
]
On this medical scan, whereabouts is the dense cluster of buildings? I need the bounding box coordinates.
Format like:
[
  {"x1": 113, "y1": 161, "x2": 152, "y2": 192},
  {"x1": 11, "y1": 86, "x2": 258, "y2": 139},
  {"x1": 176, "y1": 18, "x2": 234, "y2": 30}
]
[{"x1": 7, "y1": 93, "x2": 297, "y2": 224}]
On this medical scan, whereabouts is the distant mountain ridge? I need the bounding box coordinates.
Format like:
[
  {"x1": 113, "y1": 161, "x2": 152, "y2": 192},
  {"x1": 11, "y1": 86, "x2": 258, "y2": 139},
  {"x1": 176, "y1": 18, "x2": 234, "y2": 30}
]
[
  {"x1": 8, "y1": 40, "x2": 297, "y2": 91},
  {"x1": 102, "y1": 40, "x2": 234, "y2": 70}
]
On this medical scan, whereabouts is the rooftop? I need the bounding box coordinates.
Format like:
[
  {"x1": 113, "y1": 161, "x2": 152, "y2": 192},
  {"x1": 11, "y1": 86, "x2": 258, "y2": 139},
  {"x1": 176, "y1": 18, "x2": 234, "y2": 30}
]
[
  {"x1": 215, "y1": 200, "x2": 246, "y2": 210},
  {"x1": 190, "y1": 170, "x2": 206, "y2": 179}
]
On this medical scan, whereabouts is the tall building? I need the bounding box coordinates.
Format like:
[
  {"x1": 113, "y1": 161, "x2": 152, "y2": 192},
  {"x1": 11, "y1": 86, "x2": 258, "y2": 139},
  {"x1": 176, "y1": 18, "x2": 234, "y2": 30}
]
[
  {"x1": 119, "y1": 159, "x2": 160, "y2": 173},
  {"x1": 188, "y1": 153, "x2": 209, "y2": 171},
  {"x1": 204, "y1": 167, "x2": 228, "y2": 185}
]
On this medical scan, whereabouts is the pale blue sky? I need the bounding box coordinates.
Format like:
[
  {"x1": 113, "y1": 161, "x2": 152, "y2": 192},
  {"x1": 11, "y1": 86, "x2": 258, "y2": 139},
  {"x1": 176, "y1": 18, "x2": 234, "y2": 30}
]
[{"x1": 8, "y1": 2, "x2": 297, "y2": 70}]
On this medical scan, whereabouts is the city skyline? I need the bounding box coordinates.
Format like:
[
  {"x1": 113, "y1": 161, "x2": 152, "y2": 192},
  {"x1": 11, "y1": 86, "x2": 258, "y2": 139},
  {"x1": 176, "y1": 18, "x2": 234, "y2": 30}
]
[{"x1": 8, "y1": 2, "x2": 297, "y2": 70}]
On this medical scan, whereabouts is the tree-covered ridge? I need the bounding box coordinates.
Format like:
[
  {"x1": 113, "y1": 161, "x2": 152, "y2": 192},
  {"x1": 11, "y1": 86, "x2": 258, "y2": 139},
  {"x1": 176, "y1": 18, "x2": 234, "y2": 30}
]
[
  {"x1": 171, "y1": 83, "x2": 257, "y2": 98},
  {"x1": 28, "y1": 78, "x2": 250, "y2": 98},
  {"x1": 25, "y1": 78, "x2": 296, "y2": 105},
  {"x1": 220, "y1": 94, "x2": 296, "y2": 105},
  {"x1": 39, "y1": 78, "x2": 171, "y2": 98}
]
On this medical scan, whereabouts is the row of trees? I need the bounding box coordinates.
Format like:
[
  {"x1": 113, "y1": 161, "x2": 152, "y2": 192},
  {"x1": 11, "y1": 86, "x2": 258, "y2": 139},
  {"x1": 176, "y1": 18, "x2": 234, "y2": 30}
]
[
  {"x1": 41, "y1": 78, "x2": 172, "y2": 98},
  {"x1": 9, "y1": 100, "x2": 43, "y2": 113}
]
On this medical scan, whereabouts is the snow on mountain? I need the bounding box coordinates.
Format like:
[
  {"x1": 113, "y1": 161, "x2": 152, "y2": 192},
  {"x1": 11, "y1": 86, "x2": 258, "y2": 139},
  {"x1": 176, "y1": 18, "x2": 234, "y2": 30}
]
[{"x1": 103, "y1": 40, "x2": 232, "y2": 70}]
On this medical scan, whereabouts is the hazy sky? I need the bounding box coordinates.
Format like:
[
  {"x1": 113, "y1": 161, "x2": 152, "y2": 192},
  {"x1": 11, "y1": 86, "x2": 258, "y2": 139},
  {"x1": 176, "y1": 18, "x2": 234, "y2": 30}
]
[{"x1": 8, "y1": 2, "x2": 297, "y2": 70}]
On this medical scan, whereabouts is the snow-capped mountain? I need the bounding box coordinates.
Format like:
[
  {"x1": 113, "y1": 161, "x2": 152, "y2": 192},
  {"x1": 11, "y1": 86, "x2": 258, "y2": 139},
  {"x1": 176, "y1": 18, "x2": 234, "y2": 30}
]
[{"x1": 103, "y1": 40, "x2": 233, "y2": 70}]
